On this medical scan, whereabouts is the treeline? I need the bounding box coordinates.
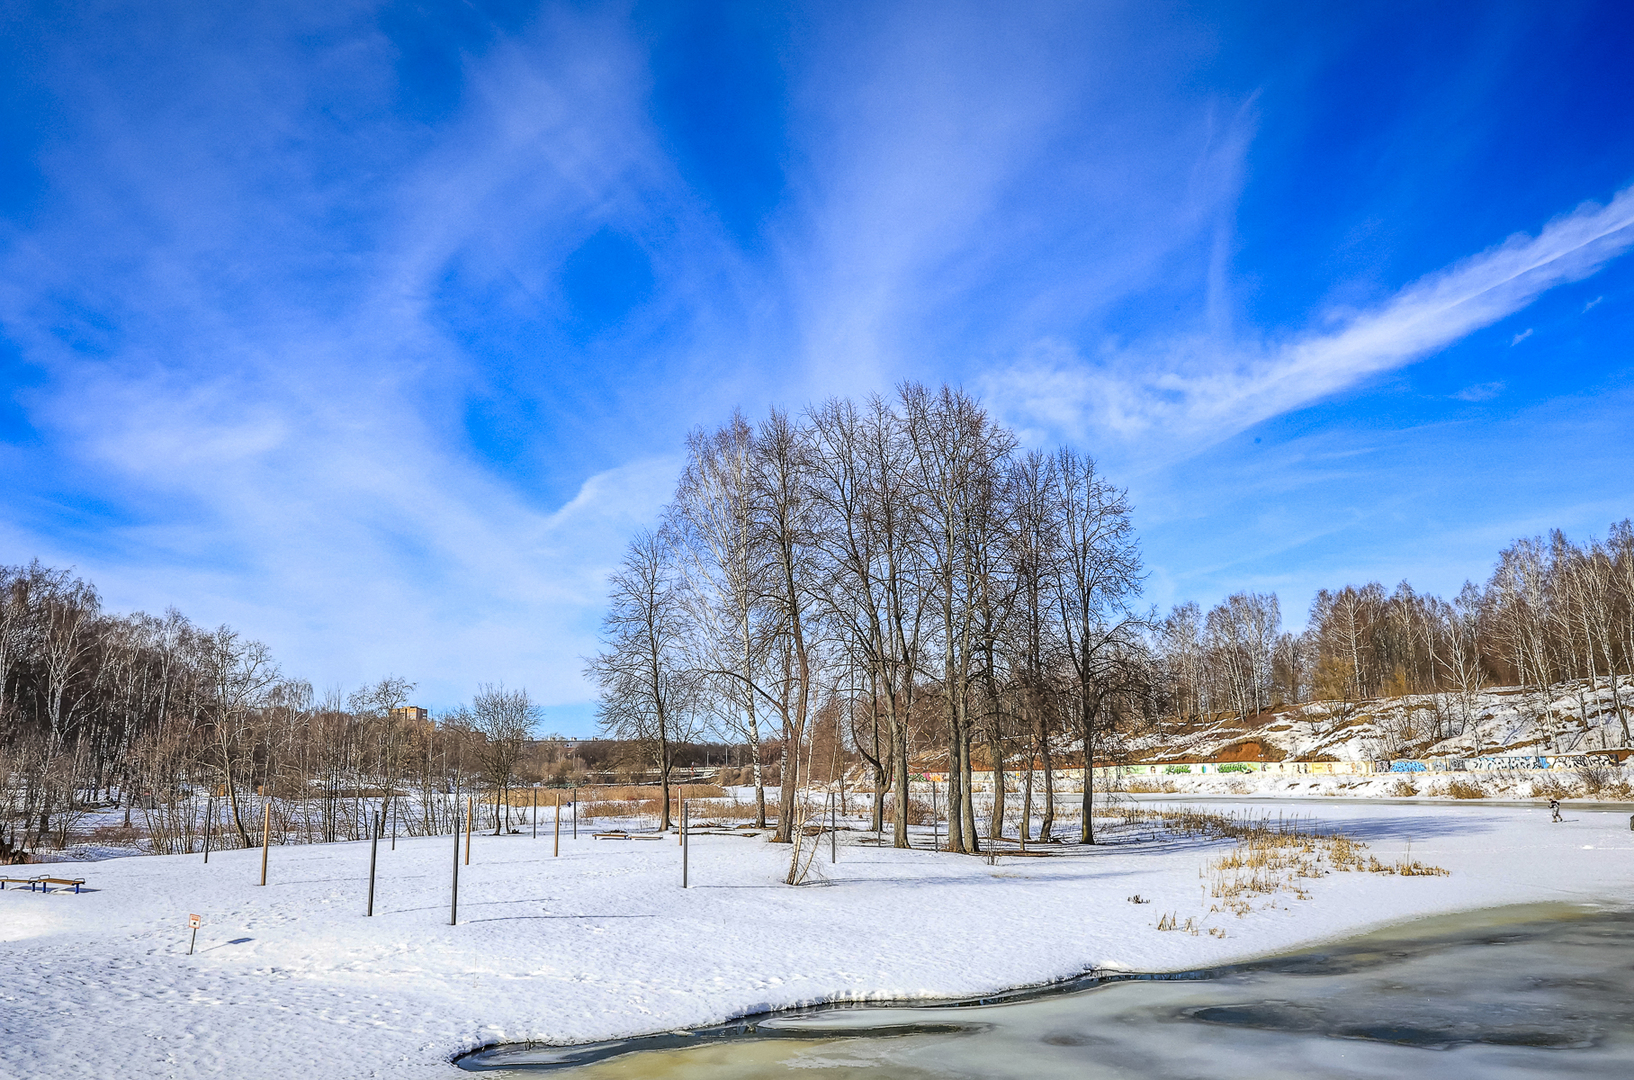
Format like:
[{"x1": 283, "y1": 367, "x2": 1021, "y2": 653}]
[
  {"x1": 0, "y1": 562, "x2": 561, "y2": 862},
  {"x1": 588, "y1": 384, "x2": 1145, "y2": 869},
  {"x1": 1155, "y1": 526, "x2": 1634, "y2": 746}
]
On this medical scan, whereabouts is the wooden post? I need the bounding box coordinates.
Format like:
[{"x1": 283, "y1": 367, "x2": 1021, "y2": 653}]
[
  {"x1": 830, "y1": 791, "x2": 837, "y2": 863},
  {"x1": 572, "y1": 787, "x2": 577, "y2": 839},
  {"x1": 681, "y1": 799, "x2": 688, "y2": 889},
  {"x1": 367, "y1": 811, "x2": 380, "y2": 916},
  {"x1": 465, "y1": 795, "x2": 473, "y2": 866},
  {"x1": 532, "y1": 786, "x2": 538, "y2": 840},
  {"x1": 203, "y1": 796, "x2": 212, "y2": 864},
  {"x1": 391, "y1": 804, "x2": 397, "y2": 851},
  {"x1": 259, "y1": 798, "x2": 271, "y2": 886},
  {"x1": 450, "y1": 804, "x2": 461, "y2": 926},
  {"x1": 554, "y1": 791, "x2": 561, "y2": 857},
  {"x1": 932, "y1": 781, "x2": 939, "y2": 852}
]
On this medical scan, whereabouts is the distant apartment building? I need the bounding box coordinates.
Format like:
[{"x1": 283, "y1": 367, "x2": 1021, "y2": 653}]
[{"x1": 390, "y1": 705, "x2": 429, "y2": 724}]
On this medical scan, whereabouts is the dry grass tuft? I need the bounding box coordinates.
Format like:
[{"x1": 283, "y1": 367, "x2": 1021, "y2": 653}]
[
  {"x1": 1444, "y1": 778, "x2": 1486, "y2": 799},
  {"x1": 1109, "y1": 805, "x2": 1450, "y2": 926},
  {"x1": 1388, "y1": 777, "x2": 1420, "y2": 797}
]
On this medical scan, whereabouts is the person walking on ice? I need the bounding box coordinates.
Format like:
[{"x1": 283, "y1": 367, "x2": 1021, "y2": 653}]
[{"x1": 1550, "y1": 798, "x2": 1562, "y2": 823}]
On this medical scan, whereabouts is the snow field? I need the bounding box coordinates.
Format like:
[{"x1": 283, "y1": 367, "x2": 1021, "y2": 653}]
[{"x1": 2, "y1": 800, "x2": 1633, "y2": 1080}]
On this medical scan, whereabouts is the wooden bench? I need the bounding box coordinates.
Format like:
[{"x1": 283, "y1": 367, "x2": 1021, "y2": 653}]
[
  {"x1": 1, "y1": 876, "x2": 87, "y2": 894},
  {"x1": 37, "y1": 877, "x2": 87, "y2": 894},
  {"x1": 592, "y1": 831, "x2": 665, "y2": 841}
]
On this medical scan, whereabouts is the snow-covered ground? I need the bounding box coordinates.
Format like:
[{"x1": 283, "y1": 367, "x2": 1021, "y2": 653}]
[
  {"x1": 1103, "y1": 764, "x2": 1634, "y2": 801},
  {"x1": 3, "y1": 800, "x2": 1632, "y2": 1080}
]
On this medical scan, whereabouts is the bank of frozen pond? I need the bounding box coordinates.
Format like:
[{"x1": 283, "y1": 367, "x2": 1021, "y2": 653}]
[{"x1": 463, "y1": 904, "x2": 1634, "y2": 1079}]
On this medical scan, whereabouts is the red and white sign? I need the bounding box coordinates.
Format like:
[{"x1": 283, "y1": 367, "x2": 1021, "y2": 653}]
[{"x1": 187, "y1": 914, "x2": 201, "y2": 929}]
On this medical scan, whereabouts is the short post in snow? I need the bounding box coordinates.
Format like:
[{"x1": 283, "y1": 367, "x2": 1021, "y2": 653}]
[
  {"x1": 829, "y1": 791, "x2": 837, "y2": 863},
  {"x1": 188, "y1": 913, "x2": 201, "y2": 955},
  {"x1": 572, "y1": 786, "x2": 578, "y2": 838},
  {"x1": 465, "y1": 795, "x2": 473, "y2": 866},
  {"x1": 532, "y1": 786, "x2": 538, "y2": 840},
  {"x1": 391, "y1": 804, "x2": 397, "y2": 851},
  {"x1": 931, "y1": 781, "x2": 939, "y2": 852},
  {"x1": 367, "y1": 811, "x2": 381, "y2": 917},
  {"x1": 450, "y1": 805, "x2": 461, "y2": 926},
  {"x1": 203, "y1": 796, "x2": 212, "y2": 864},
  {"x1": 554, "y1": 791, "x2": 561, "y2": 857},
  {"x1": 259, "y1": 798, "x2": 272, "y2": 886},
  {"x1": 681, "y1": 798, "x2": 689, "y2": 889}
]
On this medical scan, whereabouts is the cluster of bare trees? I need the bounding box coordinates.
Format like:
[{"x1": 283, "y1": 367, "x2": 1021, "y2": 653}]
[
  {"x1": 588, "y1": 384, "x2": 1147, "y2": 865},
  {"x1": 1148, "y1": 525, "x2": 1634, "y2": 749},
  {"x1": 0, "y1": 561, "x2": 541, "y2": 862}
]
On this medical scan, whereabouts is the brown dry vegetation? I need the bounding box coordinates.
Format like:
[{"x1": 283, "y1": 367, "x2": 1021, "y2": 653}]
[
  {"x1": 497, "y1": 783, "x2": 726, "y2": 807},
  {"x1": 1123, "y1": 805, "x2": 1448, "y2": 930}
]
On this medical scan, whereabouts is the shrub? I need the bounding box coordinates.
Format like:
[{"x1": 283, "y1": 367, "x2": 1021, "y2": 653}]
[{"x1": 1445, "y1": 778, "x2": 1486, "y2": 799}]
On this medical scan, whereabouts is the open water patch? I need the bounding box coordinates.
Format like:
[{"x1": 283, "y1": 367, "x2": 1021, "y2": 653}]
[{"x1": 459, "y1": 904, "x2": 1634, "y2": 1078}]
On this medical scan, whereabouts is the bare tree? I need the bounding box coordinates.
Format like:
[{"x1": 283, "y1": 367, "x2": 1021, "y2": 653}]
[
  {"x1": 670, "y1": 413, "x2": 772, "y2": 826},
  {"x1": 1051, "y1": 447, "x2": 1142, "y2": 845},
  {"x1": 467, "y1": 684, "x2": 539, "y2": 834},
  {"x1": 587, "y1": 529, "x2": 696, "y2": 830}
]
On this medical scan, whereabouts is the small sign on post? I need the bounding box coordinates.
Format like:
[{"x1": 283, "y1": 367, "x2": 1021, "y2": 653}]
[{"x1": 187, "y1": 913, "x2": 201, "y2": 955}]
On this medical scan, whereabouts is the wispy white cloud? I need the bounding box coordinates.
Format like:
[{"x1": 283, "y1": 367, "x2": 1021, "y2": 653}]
[
  {"x1": 1452, "y1": 381, "x2": 1505, "y2": 402},
  {"x1": 984, "y1": 184, "x2": 1634, "y2": 456},
  {"x1": 0, "y1": 4, "x2": 695, "y2": 711},
  {"x1": 1510, "y1": 327, "x2": 1534, "y2": 345}
]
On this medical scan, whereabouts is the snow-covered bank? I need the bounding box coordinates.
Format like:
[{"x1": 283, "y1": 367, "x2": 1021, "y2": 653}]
[
  {"x1": 3, "y1": 802, "x2": 1632, "y2": 1080},
  {"x1": 1104, "y1": 765, "x2": 1634, "y2": 801}
]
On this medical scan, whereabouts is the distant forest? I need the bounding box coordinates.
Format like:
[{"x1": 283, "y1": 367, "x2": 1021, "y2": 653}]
[{"x1": 3, "y1": 386, "x2": 1632, "y2": 861}]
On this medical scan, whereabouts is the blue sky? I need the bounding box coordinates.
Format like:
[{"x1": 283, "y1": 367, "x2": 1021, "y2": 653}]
[{"x1": 2, "y1": 1, "x2": 1632, "y2": 735}]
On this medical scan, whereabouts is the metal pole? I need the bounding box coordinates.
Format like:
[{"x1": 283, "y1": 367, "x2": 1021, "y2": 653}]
[
  {"x1": 189, "y1": 926, "x2": 198, "y2": 956},
  {"x1": 259, "y1": 798, "x2": 271, "y2": 886},
  {"x1": 203, "y1": 796, "x2": 212, "y2": 864},
  {"x1": 367, "y1": 811, "x2": 380, "y2": 916},
  {"x1": 830, "y1": 792, "x2": 837, "y2": 863},
  {"x1": 391, "y1": 804, "x2": 396, "y2": 851},
  {"x1": 932, "y1": 781, "x2": 939, "y2": 852},
  {"x1": 532, "y1": 786, "x2": 538, "y2": 840},
  {"x1": 554, "y1": 791, "x2": 561, "y2": 857},
  {"x1": 465, "y1": 795, "x2": 473, "y2": 865},
  {"x1": 572, "y1": 787, "x2": 578, "y2": 838},
  {"x1": 681, "y1": 799, "x2": 688, "y2": 888},
  {"x1": 450, "y1": 805, "x2": 461, "y2": 926}
]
